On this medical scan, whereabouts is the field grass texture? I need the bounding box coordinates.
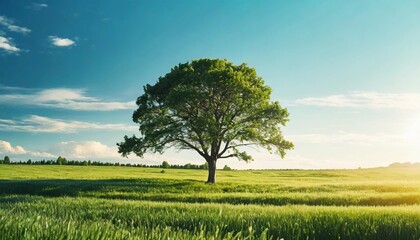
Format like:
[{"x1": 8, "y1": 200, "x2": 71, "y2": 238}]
[{"x1": 0, "y1": 165, "x2": 419, "y2": 239}]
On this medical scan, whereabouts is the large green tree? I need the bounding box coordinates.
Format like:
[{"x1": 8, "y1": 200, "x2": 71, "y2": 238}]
[{"x1": 118, "y1": 59, "x2": 293, "y2": 183}]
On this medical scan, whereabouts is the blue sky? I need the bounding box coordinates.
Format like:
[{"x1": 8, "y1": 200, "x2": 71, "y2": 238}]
[{"x1": 1, "y1": 1, "x2": 419, "y2": 169}]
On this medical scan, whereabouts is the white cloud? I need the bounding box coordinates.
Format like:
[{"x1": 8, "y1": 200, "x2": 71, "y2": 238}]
[
  {"x1": 0, "y1": 15, "x2": 31, "y2": 34},
  {"x1": 0, "y1": 139, "x2": 122, "y2": 161},
  {"x1": 0, "y1": 140, "x2": 27, "y2": 154},
  {"x1": 31, "y1": 3, "x2": 48, "y2": 10},
  {"x1": 0, "y1": 119, "x2": 17, "y2": 124},
  {"x1": 0, "y1": 15, "x2": 29, "y2": 53},
  {"x1": 288, "y1": 131, "x2": 403, "y2": 145},
  {"x1": 0, "y1": 84, "x2": 28, "y2": 91},
  {"x1": 30, "y1": 151, "x2": 55, "y2": 157},
  {"x1": 0, "y1": 86, "x2": 136, "y2": 111},
  {"x1": 0, "y1": 139, "x2": 120, "y2": 160},
  {"x1": 49, "y1": 36, "x2": 75, "y2": 47},
  {"x1": 0, "y1": 115, "x2": 137, "y2": 133},
  {"x1": 0, "y1": 140, "x2": 55, "y2": 157},
  {"x1": 0, "y1": 36, "x2": 20, "y2": 52},
  {"x1": 55, "y1": 141, "x2": 119, "y2": 159},
  {"x1": 295, "y1": 92, "x2": 420, "y2": 110},
  {"x1": 37, "y1": 88, "x2": 94, "y2": 102}
]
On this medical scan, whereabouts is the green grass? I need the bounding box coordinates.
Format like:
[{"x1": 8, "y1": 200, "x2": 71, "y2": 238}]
[{"x1": 0, "y1": 165, "x2": 420, "y2": 239}]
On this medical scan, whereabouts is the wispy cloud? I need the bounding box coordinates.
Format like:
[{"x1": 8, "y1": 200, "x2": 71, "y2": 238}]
[
  {"x1": 0, "y1": 140, "x2": 55, "y2": 157},
  {"x1": 49, "y1": 36, "x2": 75, "y2": 47},
  {"x1": 0, "y1": 86, "x2": 135, "y2": 111},
  {"x1": 0, "y1": 85, "x2": 28, "y2": 91},
  {"x1": 0, "y1": 15, "x2": 30, "y2": 53},
  {"x1": 295, "y1": 92, "x2": 420, "y2": 110},
  {"x1": 0, "y1": 115, "x2": 137, "y2": 133},
  {"x1": 31, "y1": 3, "x2": 48, "y2": 11},
  {"x1": 0, "y1": 36, "x2": 20, "y2": 52},
  {"x1": 288, "y1": 131, "x2": 403, "y2": 145},
  {"x1": 0, "y1": 15, "x2": 31, "y2": 34},
  {"x1": 30, "y1": 151, "x2": 55, "y2": 158},
  {"x1": 54, "y1": 141, "x2": 120, "y2": 159},
  {"x1": 0, "y1": 119, "x2": 17, "y2": 124}
]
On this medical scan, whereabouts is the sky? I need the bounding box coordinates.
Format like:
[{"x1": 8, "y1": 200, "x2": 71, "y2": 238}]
[{"x1": 1, "y1": 0, "x2": 420, "y2": 169}]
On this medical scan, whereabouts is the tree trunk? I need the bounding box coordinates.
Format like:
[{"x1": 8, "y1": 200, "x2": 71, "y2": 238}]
[{"x1": 206, "y1": 159, "x2": 217, "y2": 184}]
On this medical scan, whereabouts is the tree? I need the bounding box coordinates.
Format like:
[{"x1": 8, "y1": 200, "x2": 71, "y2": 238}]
[
  {"x1": 118, "y1": 59, "x2": 293, "y2": 183},
  {"x1": 4, "y1": 156, "x2": 10, "y2": 164},
  {"x1": 56, "y1": 156, "x2": 67, "y2": 165},
  {"x1": 223, "y1": 165, "x2": 232, "y2": 171},
  {"x1": 161, "y1": 161, "x2": 170, "y2": 168}
]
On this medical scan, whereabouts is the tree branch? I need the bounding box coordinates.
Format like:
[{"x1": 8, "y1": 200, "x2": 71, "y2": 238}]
[
  {"x1": 175, "y1": 138, "x2": 207, "y2": 158},
  {"x1": 218, "y1": 153, "x2": 238, "y2": 159},
  {"x1": 217, "y1": 140, "x2": 231, "y2": 158},
  {"x1": 228, "y1": 143, "x2": 258, "y2": 149}
]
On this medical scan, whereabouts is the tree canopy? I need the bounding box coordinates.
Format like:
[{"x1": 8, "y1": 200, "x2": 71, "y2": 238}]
[{"x1": 118, "y1": 59, "x2": 293, "y2": 183}]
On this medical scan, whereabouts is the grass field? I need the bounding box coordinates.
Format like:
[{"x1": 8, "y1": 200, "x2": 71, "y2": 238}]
[{"x1": 1, "y1": 165, "x2": 420, "y2": 239}]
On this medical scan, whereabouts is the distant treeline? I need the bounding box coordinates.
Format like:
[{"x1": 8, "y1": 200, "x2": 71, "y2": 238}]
[
  {"x1": 0, "y1": 156, "x2": 232, "y2": 170},
  {"x1": 388, "y1": 162, "x2": 420, "y2": 168}
]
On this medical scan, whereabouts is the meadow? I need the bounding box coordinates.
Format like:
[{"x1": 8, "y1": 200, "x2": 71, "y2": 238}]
[{"x1": 0, "y1": 165, "x2": 419, "y2": 239}]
